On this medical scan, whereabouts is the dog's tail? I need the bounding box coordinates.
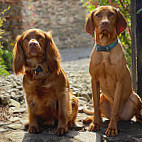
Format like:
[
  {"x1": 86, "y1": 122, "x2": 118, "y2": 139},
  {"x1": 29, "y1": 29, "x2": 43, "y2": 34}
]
[
  {"x1": 82, "y1": 104, "x2": 94, "y2": 124},
  {"x1": 83, "y1": 103, "x2": 94, "y2": 115}
]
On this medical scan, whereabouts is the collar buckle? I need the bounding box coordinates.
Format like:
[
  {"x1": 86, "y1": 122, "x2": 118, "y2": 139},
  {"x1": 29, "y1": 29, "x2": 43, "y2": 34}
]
[
  {"x1": 96, "y1": 46, "x2": 110, "y2": 52},
  {"x1": 102, "y1": 46, "x2": 110, "y2": 52},
  {"x1": 33, "y1": 66, "x2": 43, "y2": 75}
]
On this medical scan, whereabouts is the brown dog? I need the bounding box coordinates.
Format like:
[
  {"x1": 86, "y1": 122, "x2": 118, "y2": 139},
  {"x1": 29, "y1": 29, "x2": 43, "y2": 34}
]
[
  {"x1": 84, "y1": 6, "x2": 142, "y2": 137},
  {"x1": 13, "y1": 29, "x2": 78, "y2": 136}
]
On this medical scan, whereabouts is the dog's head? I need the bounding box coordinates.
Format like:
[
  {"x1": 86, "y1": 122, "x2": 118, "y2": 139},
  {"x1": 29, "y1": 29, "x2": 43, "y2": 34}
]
[
  {"x1": 13, "y1": 29, "x2": 61, "y2": 75},
  {"x1": 85, "y1": 6, "x2": 127, "y2": 39}
]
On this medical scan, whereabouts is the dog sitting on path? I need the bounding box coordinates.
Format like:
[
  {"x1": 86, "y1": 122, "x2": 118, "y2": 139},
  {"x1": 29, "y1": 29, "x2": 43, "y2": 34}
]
[
  {"x1": 13, "y1": 29, "x2": 78, "y2": 136},
  {"x1": 83, "y1": 6, "x2": 142, "y2": 137}
]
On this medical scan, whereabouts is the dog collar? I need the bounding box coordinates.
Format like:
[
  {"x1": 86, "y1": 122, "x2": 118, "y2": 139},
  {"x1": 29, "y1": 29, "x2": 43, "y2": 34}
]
[
  {"x1": 96, "y1": 38, "x2": 118, "y2": 52},
  {"x1": 33, "y1": 66, "x2": 43, "y2": 75}
]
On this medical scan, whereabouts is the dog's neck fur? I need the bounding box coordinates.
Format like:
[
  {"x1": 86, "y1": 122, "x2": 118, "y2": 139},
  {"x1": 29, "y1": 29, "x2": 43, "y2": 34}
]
[
  {"x1": 25, "y1": 56, "x2": 49, "y2": 78},
  {"x1": 25, "y1": 61, "x2": 49, "y2": 80},
  {"x1": 26, "y1": 56, "x2": 45, "y2": 69}
]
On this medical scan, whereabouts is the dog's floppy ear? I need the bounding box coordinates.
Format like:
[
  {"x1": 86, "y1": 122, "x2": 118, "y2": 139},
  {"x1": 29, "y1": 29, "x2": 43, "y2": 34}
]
[
  {"x1": 85, "y1": 11, "x2": 95, "y2": 37},
  {"x1": 45, "y1": 32, "x2": 61, "y2": 74},
  {"x1": 13, "y1": 35, "x2": 25, "y2": 75},
  {"x1": 116, "y1": 9, "x2": 127, "y2": 35}
]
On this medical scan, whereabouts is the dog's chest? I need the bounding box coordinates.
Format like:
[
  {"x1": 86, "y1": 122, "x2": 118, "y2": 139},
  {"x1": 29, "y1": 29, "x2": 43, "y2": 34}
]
[
  {"x1": 92, "y1": 52, "x2": 117, "y2": 95},
  {"x1": 98, "y1": 54, "x2": 116, "y2": 77},
  {"x1": 101, "y1": 52, "x2": 110, "y2": 64},
  {"x1": 27, "y1": 88, "x2": 57, "y2": 117},
  {"x1": 93, "y1": 52, "x2": 115, "y2": 71},
  {"x1": 31, "y1": 82, "x2": 56, "y2": 103},
  {"x1": 24, "y1": 77, "x2": 57, "y2": 114}
]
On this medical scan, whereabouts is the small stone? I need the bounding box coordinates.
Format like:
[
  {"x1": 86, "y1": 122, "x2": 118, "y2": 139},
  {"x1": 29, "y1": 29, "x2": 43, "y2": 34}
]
[
  {"x1": 0, "y1": 95, "x2": 10, "y2": 105},
  {"x1": 75, "y1": 132, "x2": 101, "y2": 142},
  {"x1": 6, "y1": 85, "x2": 13, "y2": 88},
  {"x1": 0, "y1": 122, "x2": 10, "y2": 126},
  {"x1": 9, "y1": 117, "x2": 20, "y2": 122},
  {"x1": 16, "y1": 81, "x2": 22, "y2": 86},
  {"x1": 12, "y1": 108, "x2": 26, "y2": 114},
  {"x1": 0, "y1": 91, "x2": 5, "y2": 94},
  {"x1": 16, "y1": 90, "x2": 20, "y2": 95},
  {"x1": 7, "y1": 124, "x2": 23, "y2": 130},
  {"x1": 16, "y1": 86, "x2": 23, "y2": 91},
  {"x1": 11, "y1": 92, "x2": 16, "y2": 98},
  {"x1": 81, "y1": 93, "x2": 90, "y2": 101},
  {"x1": 78, "y1": 100, "x2": 88, "y2": 107},
  {"x1": 0, "y1": 128, "x2": 8, "y2": 132},
  {"x1": 77, "y1": 97, "x2": 88, "y2": 101},
  {"x1": 8, "y1": 88, "x2": 20, "y2": 95},
  {"x1": 72, "y1": 123, "x2": 84, "y2": 131},
  {"x1": 6, "y1": 131, "x2": 25, "y2": 142},
  {"x1": 12, "y1": 81, "x2": 17, "y2": 88},
  {"x1": 9, "y1": 99, "x2": 20, "y2": 108},
  {"x1": 78, "y1": 106, "x2": 84, "y2": 113}
]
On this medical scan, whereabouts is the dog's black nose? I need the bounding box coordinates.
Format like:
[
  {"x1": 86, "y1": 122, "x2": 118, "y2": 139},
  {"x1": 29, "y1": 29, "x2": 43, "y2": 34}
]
[
  {"x1": 102, "y1": 21, "x2": 109, "y2": 26},
  {"x1": 29, "y1": 42, "x2": 37, "y2": 47},
  {"x1": 29, "y1": 39, "x2": 38, "y2": 48}
]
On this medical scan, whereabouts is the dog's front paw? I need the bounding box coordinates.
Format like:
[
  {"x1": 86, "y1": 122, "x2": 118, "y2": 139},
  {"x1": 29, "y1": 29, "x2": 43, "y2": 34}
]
[
  {"x1": 105, "y1": 127, "x2": 118, "y2": 137},
  {"x1": 88, "y1": 122, "x2": 100, "y2": 131},
  {"x1": 56, "y1": 127, "x2": 68, "y2": 136},
  {"x1": 136, "y1": 115, "x2": 142, "y2": 124},
  {"x1": 28, "y1": 125, "x2": 41, "y2": 133},
  {"x1": 83, "y1": 116, "x2": 93, "y2": 124}
]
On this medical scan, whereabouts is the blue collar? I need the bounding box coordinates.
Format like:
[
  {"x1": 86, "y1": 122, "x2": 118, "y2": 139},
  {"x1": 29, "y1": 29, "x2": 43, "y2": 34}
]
[
  {"x1": 33, "y1": 66, "x2": 43, "y2": 75},
  {"x1": 96, "y1": 38, "x2": 118, "y2": 52}
]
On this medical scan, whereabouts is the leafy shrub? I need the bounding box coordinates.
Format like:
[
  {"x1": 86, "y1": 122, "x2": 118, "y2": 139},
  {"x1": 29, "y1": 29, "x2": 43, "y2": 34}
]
[
  {"x1": 0, "y1": 7, "x2": 11, "y2": 76},
  {"x1": 81, "y1": 0, "x2": 131, "y2": 68},
  {"x1": 0, "y1": 49, "x2": 13, "y2": 71},
  {"x1": 0, "y1": 49, "x2": 9, "y2": 76}
]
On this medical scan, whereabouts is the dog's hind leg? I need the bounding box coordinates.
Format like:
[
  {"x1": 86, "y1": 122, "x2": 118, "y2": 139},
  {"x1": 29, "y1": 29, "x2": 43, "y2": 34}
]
[
  {"x1": 120, "y1": 91, "x2": 142, "y2": 121},
  {"x1": 68, "y1": 96, "x2": 78, "y2": 127}
]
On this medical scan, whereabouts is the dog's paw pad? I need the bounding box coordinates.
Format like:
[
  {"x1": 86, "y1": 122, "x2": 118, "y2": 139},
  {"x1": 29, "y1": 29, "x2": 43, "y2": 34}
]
[
  {"x1": 88, "y1": 123, "x2": 100, "y2": 131},
  {"x1": 105, "y1": 128, "x2": 118, "y2": 137},
  {"x1": 56, "y1": 127, "x2": 68, "y2": 136},
  {"x1": 28, "y1": 126, "x2": 41, "y2": 133}
]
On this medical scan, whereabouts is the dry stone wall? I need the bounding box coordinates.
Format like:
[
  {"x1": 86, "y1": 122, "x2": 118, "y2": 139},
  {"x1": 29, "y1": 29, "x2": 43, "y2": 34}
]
[
  {"x1": 0, "y1": 0, "x2": 93, "y2": 49},
  {"x1": 0, "y1": 0, "x2": 23, "y2": 48}
]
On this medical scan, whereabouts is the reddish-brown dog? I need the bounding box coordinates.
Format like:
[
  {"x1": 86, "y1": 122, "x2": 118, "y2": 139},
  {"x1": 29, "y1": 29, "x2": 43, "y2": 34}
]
[
  {"x1": 83, "y1": 6, "x2": 142, "y2": 137},
  {"x1": 13, "y1": 29, "x2": 78, "y2": 136}
]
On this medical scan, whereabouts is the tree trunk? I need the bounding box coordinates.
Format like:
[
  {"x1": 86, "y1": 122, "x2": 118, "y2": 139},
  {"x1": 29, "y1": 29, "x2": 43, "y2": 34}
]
[
  {"x1": 136, "y1": 0, "x2": 142, "y2": 97},
  {"x1": 131, "y1": 0, "x2": 137, "y2": 92}
]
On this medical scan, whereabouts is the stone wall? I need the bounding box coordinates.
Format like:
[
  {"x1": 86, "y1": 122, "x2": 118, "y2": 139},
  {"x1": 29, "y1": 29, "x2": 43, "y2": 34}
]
[
  {"x1": 0, "y1": 0, "x2": 92, "y2": 49},
  {"x1": 0, "y1": 0, "x2": 23, "y2": 49}
]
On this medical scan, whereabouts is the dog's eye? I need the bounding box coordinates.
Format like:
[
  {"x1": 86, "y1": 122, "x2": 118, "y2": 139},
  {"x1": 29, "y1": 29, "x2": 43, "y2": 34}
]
[
  {"x1": 108, "y1": 12, "x2": 114, "y2": 17},
  {"x1": 37, "y1": 35, "x2": 43, "y2": 40},
  {"x1": 24, "y1": 36, "x2": 29, "y2": 41},
  {"x1": 95, "y1": 13, "x2": 101, "y2": 18}
]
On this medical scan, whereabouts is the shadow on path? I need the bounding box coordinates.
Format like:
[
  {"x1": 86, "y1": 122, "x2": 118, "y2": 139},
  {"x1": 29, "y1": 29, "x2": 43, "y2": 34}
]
[{"x1": 96, "y1": 119, "x2": 142, "y2": 142}]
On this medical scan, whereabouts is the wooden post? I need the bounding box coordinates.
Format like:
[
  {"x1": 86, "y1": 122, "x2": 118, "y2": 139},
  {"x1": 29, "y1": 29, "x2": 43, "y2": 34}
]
[
  {"x1": 131, "y1": 0, "x2": 137, "y2": 92},
  {"x1": 136, "y1": 0, "x2": 142, "y2": 97}
]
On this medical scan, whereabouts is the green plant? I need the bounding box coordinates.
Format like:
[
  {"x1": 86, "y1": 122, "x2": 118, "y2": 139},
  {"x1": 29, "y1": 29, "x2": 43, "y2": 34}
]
[
  {"x1": 0, "y1": 7, "x2": 11, "y2": 76},
  {"x1": 0, "y1": 52, "x2": 9, "y2": 75},
  {"x1": 1, "y1": 49, "x2": 13, "y2": 71},
  {"x1": 81, "y1": 0, "x2": 131, "y2": 68}
]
